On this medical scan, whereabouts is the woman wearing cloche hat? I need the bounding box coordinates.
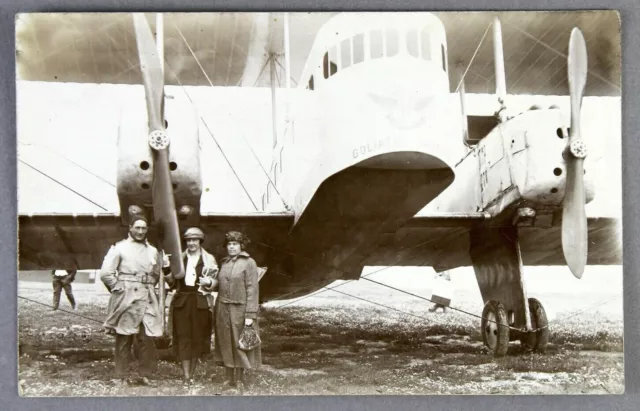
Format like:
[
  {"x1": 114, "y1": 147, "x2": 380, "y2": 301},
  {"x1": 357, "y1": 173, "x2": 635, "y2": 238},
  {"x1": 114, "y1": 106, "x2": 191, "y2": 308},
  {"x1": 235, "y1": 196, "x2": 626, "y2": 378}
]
[{"x1": 164, "y1": 227, "x2": 218, "y2": 384}]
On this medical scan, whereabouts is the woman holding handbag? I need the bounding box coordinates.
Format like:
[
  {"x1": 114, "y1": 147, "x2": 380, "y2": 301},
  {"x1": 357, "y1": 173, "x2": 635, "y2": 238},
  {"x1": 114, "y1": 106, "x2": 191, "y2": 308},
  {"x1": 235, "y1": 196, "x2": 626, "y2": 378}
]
[
  {"x1": 164, "y1": 227, "x2": 218, "y2": 384},
  {"x1": 213, "y1": 231, "x2": 262, "y2": 391}
]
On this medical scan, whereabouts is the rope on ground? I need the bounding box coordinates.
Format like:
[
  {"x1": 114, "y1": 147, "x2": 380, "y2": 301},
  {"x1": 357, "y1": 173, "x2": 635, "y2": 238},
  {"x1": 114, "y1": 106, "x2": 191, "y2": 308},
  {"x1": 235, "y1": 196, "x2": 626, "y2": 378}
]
[
  {"x1": 18, "y1": 295, "x2": 104, "y2": 325},
  {"x1": 274, "y1": 273, "x2": 621, "y2": 335}
]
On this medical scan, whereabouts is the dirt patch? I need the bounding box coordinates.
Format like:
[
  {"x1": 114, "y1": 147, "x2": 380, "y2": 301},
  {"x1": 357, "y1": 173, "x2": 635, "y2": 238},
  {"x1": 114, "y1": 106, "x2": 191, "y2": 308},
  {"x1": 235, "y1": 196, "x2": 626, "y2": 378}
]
[{"x1": 18, "y1": 285, "x2": 624, "y2": 396}]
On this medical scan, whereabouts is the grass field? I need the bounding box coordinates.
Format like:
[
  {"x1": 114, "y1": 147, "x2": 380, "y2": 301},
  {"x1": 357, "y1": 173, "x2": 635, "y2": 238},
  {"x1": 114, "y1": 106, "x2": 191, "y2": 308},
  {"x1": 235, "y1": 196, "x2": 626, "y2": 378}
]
[{"x1": 17, "y1": 267, "x2": 624, "y2": 396}]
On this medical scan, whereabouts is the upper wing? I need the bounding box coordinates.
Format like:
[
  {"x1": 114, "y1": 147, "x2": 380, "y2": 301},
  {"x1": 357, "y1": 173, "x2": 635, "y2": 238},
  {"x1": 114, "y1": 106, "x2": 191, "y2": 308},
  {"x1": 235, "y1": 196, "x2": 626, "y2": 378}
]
[
  {"x1": 362, "y1": 214, "x2": 622, "y2": 271},
  {"x1": 18, "y1": 212, "x2": 294, "y2": 270}
]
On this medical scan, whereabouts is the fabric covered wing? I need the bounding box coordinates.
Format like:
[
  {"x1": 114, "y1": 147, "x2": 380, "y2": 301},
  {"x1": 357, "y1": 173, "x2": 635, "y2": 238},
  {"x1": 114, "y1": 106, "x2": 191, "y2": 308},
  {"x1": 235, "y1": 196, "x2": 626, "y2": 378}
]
[
  {"x1": 362, "y1": 216, "x2": 622, "y2": 271},
  {"x1": 18, "y1": 212, "x2": 294, "y2": 270},
  {"x1": 19, "y1": 214, "x2": 125, "y2": 270}
]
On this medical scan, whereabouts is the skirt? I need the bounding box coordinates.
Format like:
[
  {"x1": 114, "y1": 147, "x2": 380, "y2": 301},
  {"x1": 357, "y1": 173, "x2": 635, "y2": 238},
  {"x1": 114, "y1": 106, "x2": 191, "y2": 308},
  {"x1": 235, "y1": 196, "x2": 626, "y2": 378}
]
[{"x1": 172, "y1": 292, "x2": 212, "y2": 361}]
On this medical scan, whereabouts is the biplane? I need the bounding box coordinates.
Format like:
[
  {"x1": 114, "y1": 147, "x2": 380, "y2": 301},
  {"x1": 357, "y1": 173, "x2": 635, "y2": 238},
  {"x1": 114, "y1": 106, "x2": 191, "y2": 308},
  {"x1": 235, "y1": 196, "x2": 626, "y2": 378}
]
[{"x1": 17, "y1": 12, "x2": 622, "y2": 356}]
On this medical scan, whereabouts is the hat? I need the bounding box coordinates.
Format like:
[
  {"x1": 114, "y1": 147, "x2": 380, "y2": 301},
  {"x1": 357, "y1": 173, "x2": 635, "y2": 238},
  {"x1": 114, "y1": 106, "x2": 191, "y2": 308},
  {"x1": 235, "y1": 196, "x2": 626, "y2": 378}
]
[
  {"x1": 129, "y1": 215, "x2": 148, "y2": 226},
  {"x1": 225, "y1": 231, "x2": 250, "y2": 247},
  {"x1": 183, "y1": 227, "x2": 205, "y2": 240}
]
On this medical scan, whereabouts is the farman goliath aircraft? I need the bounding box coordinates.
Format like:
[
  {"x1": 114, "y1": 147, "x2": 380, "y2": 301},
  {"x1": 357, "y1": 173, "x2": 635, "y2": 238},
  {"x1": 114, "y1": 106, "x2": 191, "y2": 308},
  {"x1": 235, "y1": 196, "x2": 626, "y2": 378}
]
[{"x1": 18, "y1": 12, "x2": 622, "y2": 356}]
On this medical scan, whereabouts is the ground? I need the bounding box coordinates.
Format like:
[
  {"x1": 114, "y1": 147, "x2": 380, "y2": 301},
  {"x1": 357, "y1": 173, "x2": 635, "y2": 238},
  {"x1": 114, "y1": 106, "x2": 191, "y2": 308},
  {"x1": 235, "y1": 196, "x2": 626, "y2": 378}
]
[{"x1": 17, "y1": 268, "x2": 624, "y2": 396}]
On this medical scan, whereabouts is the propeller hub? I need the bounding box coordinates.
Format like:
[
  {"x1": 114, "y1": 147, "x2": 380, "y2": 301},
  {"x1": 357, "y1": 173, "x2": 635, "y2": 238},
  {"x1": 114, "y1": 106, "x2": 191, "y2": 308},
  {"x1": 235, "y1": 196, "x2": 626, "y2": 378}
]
[
  {"x1": 569, "y1": 140, "x2": 587, "y2": 159},
  {"x1": 149, "y1": 130, "x2": 169, "y2": 151}
]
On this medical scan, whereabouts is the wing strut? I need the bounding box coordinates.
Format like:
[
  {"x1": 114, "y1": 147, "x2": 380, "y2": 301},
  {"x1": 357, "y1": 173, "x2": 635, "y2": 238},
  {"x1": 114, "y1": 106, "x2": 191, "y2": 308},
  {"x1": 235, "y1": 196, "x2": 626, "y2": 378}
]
[{"x1": 493, "y1": 17, "x2": 507, "y2": 123}]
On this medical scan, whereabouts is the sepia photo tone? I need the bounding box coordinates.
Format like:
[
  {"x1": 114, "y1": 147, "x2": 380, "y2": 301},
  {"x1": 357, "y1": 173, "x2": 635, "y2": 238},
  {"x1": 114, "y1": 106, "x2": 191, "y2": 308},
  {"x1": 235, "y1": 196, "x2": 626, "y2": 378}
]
[{"x1": 16, "y1": 11, "x2": 622, "y2": 396}]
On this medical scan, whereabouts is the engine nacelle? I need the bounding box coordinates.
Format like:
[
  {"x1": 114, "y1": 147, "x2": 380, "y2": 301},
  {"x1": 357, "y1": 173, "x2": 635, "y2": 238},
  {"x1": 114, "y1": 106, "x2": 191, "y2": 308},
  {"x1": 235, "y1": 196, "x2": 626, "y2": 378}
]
[
  {"x1": 475, "y1": 108, "x2": 595, "y2": 217},
  {"x1": 508, "y1": 109, "x2": 595, "y2": 207},
  {"x1": 117, "y1": 91, "x2": 202, "y2": 225}
]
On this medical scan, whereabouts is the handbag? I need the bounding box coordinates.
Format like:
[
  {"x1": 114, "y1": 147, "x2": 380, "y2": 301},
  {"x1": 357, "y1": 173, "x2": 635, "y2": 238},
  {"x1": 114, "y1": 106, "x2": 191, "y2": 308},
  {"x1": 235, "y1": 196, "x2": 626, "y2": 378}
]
[{"x1": 237, "y1": 323, "x2": 261, "y2": 351}]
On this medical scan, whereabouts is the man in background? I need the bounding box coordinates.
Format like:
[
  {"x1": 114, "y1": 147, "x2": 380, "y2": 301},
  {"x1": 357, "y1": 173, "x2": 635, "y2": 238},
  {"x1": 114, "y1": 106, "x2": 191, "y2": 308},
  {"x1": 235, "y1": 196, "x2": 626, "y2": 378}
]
[{"x1": 51, "y1": 268, "x2": 77, "y2": 311}]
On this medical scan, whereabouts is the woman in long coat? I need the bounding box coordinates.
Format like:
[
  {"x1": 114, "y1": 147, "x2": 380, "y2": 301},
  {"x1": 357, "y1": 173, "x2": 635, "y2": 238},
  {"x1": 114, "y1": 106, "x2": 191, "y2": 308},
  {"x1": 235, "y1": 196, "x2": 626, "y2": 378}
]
[
  {"x1": 214, "y1": 231, "x2": 261, "y2": 389},
  {"x1": 164, "y1": 227, "x2": 218, "y2": 383}
]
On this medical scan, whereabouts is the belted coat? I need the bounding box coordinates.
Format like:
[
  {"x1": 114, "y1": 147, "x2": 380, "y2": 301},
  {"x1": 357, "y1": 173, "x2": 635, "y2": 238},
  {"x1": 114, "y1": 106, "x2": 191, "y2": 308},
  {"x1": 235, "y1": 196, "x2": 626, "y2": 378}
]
[
  {"x1": 213, "y1": 251, "x2": 262, "y2": 369},
  {"x1": 100, "y1": 236, "x2": 163, "y2": 337}
]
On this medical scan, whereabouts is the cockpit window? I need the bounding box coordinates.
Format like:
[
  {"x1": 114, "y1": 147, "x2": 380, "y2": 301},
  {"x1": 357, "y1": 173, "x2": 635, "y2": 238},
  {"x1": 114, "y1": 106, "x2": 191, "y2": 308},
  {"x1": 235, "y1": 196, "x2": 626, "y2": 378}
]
[
  {"x1": 420, "y1": 27, "x2": 431, "y2": 60},
  {"x1": 386, "y1": 28, "x2": 399, "y2": 57},
  {"x1": 370, "y1": 30, "x2": 383, "y2": 59},
  {"x1": 353, "y1": 33, "x2": 364, "y2": 64},
  {"x1": 341, "y1": 38, "x2": 352, "y2": 69},
  {"x1": 323, "y1": 50, "x2": 337, "y2": 79},
  {"x1": 406, "y1": 29, "x2": 419, "y2": 57}
]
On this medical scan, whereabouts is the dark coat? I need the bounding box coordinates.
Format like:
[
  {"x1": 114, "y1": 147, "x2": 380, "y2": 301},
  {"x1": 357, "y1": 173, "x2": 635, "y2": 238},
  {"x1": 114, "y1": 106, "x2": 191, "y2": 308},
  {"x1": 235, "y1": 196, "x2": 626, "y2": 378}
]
[
  {"x1": 213, "y1": 251, "x2": 261, "y2": 369},
  {"x1": 168, "y1": 254, "x2": 215, "y2": 359},
  {"x1": 170, "y1": 255, "x2": 210, "y2": 309}
]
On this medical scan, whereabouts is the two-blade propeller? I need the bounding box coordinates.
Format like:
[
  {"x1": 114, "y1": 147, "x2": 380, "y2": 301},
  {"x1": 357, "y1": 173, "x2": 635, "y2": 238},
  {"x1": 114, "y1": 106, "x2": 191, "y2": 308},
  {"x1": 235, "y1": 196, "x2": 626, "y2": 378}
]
[
  {"x1": 132, "y1": 14, "x2": 185, "y2": 279},
  {"x1": 562, "y1": 28, "x2": 589, "y2": 279}
]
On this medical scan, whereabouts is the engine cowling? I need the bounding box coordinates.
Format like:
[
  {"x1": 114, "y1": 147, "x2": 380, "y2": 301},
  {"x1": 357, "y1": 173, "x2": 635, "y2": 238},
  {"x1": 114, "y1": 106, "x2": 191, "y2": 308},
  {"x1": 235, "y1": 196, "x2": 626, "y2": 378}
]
[{"x1": 116, "y1": 89, "x2": 202, "y2": 224}]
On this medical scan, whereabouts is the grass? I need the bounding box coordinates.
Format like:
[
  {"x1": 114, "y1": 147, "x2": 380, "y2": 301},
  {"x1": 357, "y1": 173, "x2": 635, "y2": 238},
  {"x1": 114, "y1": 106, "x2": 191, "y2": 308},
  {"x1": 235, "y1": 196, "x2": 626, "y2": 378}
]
[{"x1": 17, "y1": 275, "x2": 625, "y2": 396}]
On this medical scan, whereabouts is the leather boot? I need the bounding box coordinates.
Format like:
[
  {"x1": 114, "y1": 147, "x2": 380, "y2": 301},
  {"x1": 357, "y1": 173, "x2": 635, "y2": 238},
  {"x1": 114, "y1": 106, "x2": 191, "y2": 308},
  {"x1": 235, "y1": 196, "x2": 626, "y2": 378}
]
[
  {"x1": 235, "y1": 368, "x2": 245, "y2": 391},
  {"x1": 222, "y1": 366, "x2": 235, "y2": 388}
]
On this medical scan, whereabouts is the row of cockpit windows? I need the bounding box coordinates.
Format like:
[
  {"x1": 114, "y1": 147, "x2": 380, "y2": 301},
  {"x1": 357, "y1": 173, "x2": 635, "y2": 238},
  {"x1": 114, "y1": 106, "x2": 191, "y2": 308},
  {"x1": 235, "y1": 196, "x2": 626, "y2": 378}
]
[{"x1": 306, "y1": 28, "x2": 447, "y2": 90}]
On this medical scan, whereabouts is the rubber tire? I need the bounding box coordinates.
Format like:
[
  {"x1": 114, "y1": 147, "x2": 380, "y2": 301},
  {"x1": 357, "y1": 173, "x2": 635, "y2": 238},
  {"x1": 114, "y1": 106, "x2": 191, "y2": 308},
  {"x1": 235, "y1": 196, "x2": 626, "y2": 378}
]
[
  {"x1": 481, "y1": 300, "x2": 510, "y2": 357},
  {"x1": 520, "y1": 298, "x2": 549, "y2": 353}
]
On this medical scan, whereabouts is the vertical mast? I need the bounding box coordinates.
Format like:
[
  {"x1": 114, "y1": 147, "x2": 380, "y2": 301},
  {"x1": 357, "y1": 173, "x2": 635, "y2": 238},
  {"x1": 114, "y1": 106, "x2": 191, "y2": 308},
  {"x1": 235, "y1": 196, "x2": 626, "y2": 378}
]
[
  {"x1": 156, "y1": 13, "x2": 165, "y2": 121},
  {"x1": 284, "y1": 12, "x2": 291, "y2": 90},
  {"x1": 156, "y1": 13, "x2": 164, "y2": 76},
  {"x1": 493, "y1": 17, "x2": 507, "y2": 122},
  {"x1": 154, "y1": 12, "x2": 167, "y2": 336},
  {"x1": 270, "y1": 54, "x2": 278, "y2": 149}
]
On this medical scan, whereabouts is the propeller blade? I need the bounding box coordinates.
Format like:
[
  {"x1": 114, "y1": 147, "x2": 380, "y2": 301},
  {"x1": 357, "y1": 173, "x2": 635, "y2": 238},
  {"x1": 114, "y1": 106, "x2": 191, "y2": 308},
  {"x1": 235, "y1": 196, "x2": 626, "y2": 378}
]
[
  {"x1": 132, "y1": 14, "x2": 185, "y2": 279},
  {"x1": 567, "y1": 28, "x2": 588, "y2": 145},
  {"x1": 562, "y1": 28, "x2": 588, "y2": 279},
  {"x1": 562, "y1": 158, "x2": 587, "y2": 278},
  {"x1": 153, "y1": 150, "x2": 184, "y2": 279},
  {"x1": 132, "y1": 14, "x2": 164, "y2": 131}
]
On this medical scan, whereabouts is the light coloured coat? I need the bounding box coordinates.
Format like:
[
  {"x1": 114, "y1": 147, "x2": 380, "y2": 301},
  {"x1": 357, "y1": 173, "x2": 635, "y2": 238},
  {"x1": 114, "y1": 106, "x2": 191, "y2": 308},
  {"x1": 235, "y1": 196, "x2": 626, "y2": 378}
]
[{"x1": 100, "y1": 236, "x2": 163, "y2": 336}]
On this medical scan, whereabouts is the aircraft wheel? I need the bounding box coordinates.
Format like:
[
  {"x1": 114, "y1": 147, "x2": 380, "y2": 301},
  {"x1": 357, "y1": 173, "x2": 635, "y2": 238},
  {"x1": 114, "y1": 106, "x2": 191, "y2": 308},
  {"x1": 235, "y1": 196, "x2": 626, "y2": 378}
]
[
  {"x1": 481, "y1": 300, "x2": 510, "y2": 357},
  {"x1": 520, "y1": 298, "x2": 549, "y2": 353}
]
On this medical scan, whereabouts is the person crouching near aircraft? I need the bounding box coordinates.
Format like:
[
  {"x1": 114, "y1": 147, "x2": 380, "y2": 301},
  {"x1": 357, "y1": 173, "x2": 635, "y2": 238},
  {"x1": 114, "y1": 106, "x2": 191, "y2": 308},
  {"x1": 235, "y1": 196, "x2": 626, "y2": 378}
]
[
  {"x1": 429, "y1": 270, "x2": 452, "y2": 313},
  {"x1": 99, "y1": 216, "x2": 163, "y2": 387},
  {"x1": 214, "y1": 231, "x2": 262, "y2": 391},
  {"x1": 163, "y1": 227, "x2": 218, "y2": 385}
]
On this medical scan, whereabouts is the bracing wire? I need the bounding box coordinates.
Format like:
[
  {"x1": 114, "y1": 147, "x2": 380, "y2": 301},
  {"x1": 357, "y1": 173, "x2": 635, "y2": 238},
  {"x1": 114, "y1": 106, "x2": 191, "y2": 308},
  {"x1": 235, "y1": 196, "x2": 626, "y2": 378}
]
[
  {"x1": 504, "y1": 21, "x2": 621, "y2": 92},
  {"x1": 18, "y1": 295, "x2": 104, "y2": 325},
  {"x1": 162, "y1": 59, "x2": 259, "y2": 212},
  {"x1": 171, "y1": 22, "x2": 288, "y2": 210},
  {"x1": 18, "y1": 15, "x2": 622, "y2": 342},
  {"x1": 18, "y1": 142, "x2": 116, "y2": 187},
  {"x1": 19, "y1": 160, "x2": 109, "y2": 212},
  {"x1": 455, "y1": 22, "x2": 492, "y2": 93}
]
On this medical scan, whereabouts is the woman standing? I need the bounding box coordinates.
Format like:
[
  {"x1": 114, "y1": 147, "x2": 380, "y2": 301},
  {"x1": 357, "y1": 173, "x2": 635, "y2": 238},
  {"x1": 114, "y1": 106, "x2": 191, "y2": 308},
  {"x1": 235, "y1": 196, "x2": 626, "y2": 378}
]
[
  {"x1": 214, "y1": 231, "x2": 261, "y2": 390},
  {"x1": 164, "y1": 227, "x2": 218, "y2": 384}
]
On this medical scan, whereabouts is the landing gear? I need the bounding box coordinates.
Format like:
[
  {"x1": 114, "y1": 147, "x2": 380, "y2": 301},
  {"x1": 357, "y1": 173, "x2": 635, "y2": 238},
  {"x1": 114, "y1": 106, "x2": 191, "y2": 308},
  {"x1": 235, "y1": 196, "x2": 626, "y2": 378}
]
[
  {"x1": 481, "y1": 300, "x2": 510, "y2": 357},
  {"x1": 519, "y1": 298, "x2": 549, "y2": 353},
  {"x1": 470, "y1": 226, "x2": 550, "y2": 357}
]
